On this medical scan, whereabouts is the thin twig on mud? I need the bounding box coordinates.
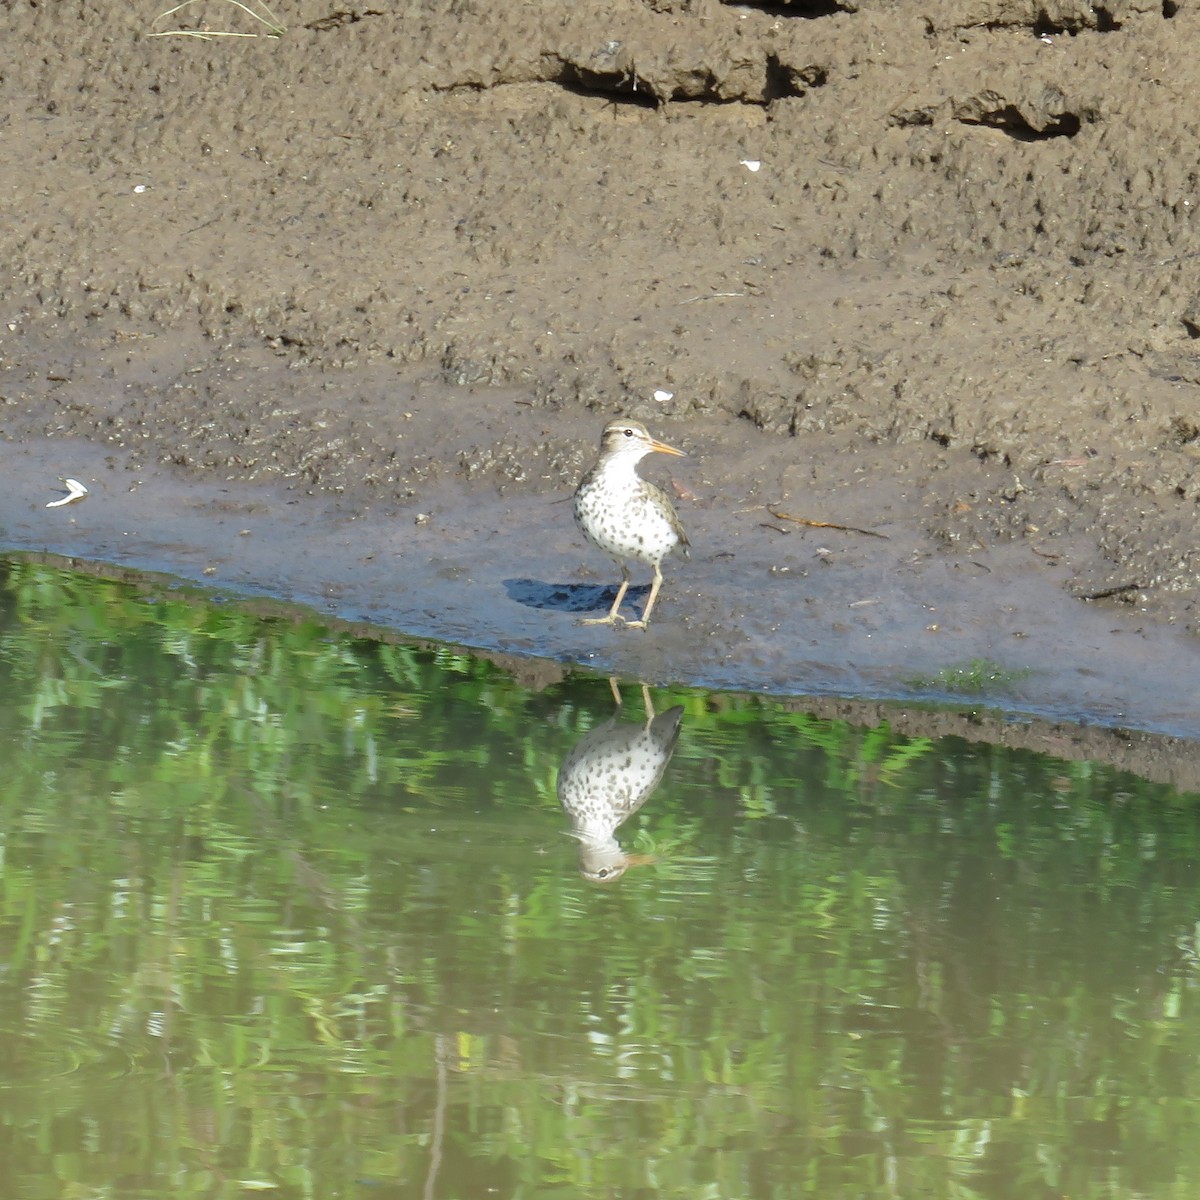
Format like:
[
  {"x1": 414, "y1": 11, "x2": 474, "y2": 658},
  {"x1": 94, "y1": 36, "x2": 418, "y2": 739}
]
[{"x1": 767, "y1": 508, "x2": 890, "y2": 539}]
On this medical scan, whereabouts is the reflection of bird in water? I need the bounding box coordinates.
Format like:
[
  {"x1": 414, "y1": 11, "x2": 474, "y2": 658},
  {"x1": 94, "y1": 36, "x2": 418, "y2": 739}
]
[
  {"x1": 573, "y1": 419, "x2": 690, "y2": 629},
  {"x1": 556, "y1": 680, "x2": 684, "y2": 882}
]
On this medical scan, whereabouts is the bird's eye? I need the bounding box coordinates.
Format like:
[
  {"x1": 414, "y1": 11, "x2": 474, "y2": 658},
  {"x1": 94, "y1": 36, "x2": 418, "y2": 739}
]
[
  {"x1": 623, "y1": 428, "x2": 634, "y2": 438},
  {"x1": 597, "y1": 868, "x2": 611, "y2": 878}
]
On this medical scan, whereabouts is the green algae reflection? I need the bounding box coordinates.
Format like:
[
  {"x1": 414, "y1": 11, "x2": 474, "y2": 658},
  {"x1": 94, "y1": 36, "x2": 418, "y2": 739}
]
[{"x1": 1, "y1": 557, "x2": 1199, "y2": 1199}]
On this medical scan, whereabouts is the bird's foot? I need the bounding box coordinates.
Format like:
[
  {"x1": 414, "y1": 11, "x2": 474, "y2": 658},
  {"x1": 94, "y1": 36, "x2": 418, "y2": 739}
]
[{"x1": 579, "y1": 614, "x2": 627, "y2": 627}]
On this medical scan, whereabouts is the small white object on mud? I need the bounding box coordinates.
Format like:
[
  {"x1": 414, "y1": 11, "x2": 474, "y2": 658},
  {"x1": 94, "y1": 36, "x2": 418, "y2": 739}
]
[{"x1": 46, "y1": 478, "x2": 89, "y2": 508}]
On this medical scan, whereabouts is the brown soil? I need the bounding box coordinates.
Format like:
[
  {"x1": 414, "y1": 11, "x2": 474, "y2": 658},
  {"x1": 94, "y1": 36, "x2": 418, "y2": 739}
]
[{"x1": 2, "y1": 0, "x2": 1200, "y2": 742}]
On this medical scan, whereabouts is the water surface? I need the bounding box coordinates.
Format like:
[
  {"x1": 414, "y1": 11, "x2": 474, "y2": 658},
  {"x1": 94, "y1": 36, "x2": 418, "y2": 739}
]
[{"x1": 1, "y1": 558, "x2": 1198, "y2": 1199}]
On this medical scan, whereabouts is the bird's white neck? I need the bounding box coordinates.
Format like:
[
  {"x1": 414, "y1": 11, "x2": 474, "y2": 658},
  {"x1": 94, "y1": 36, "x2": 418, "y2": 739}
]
[{"x1": 599, "y1": 451, "x2": 647, "y2": 483}]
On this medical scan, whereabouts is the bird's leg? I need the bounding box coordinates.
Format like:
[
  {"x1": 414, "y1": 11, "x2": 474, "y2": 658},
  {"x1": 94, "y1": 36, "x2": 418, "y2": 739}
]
[
  {"x1": 608, "y1": 571, "x2": 632, "y2": 621},
  {"x1": 626, "y1": 565, "x2": 664, "y2": 630},
  {"x1": 581, "y1": 565, "x2": 631, "y2": 625}
]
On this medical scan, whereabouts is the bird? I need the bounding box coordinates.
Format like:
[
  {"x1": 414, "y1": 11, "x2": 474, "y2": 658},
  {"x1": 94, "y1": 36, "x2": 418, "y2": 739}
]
[
  {"x1": 556, "y1": 680, "x2": 685, "y2": 882},
  {"x1": 573, "y1": 419, "x2": 690, "y2": 629}
]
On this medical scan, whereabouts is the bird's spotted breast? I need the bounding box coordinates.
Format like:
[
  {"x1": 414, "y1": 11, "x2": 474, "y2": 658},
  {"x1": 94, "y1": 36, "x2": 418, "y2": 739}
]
[{"x1": 575, "y1": 477, "x2": 683, "y2": 567}]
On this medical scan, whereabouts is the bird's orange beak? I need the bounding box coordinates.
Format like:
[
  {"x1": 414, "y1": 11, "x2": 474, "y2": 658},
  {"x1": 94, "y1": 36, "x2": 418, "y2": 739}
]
[
  {"x1": 623, "y1": 852, "x2": 658, "y2": 868},
  {"x1": 648, "y1": 437, "x2": 687, "y2": 458}
]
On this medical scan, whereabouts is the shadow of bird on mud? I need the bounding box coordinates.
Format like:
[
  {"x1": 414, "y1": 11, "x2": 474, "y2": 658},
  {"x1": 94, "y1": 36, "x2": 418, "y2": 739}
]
[{"x1": 503, "y1": 577, "x2": 650, "y2": 616}]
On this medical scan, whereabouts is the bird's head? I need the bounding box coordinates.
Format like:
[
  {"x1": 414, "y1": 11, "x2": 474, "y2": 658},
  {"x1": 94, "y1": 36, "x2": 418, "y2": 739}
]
[
  {"x1": 598, "y1": 420, "x2": 687, "y2": 464},
  {"x1": 578, "y1": 845, "x2": 657, "y2": 883}
]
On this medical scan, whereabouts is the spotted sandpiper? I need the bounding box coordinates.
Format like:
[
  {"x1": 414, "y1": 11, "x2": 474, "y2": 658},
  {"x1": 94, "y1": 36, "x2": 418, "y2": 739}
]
[
  {"x1": 557, "y1": 680, "x2": 685, "y2": 882},
  {"x1": 573, "y1": 419, "x2": 690, "y2": 629}
]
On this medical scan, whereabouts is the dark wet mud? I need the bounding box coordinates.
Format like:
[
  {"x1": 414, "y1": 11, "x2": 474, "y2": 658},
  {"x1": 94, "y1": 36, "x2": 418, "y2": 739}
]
[{"x1": 5, "y1": 433, "x2": 1197, "y2": 748}]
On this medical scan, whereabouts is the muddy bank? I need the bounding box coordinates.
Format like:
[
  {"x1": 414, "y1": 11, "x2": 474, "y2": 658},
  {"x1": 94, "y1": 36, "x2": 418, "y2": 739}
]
[
  {"x1": 9, "y1": 470, "x2": 1200, "y2": 789},
  {"x1": 2, "y1": 0, "x2": 1199, "y2": 740},
  {"x1": 3, "y1": 433, "x2": 1198, "y2": 746}
]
